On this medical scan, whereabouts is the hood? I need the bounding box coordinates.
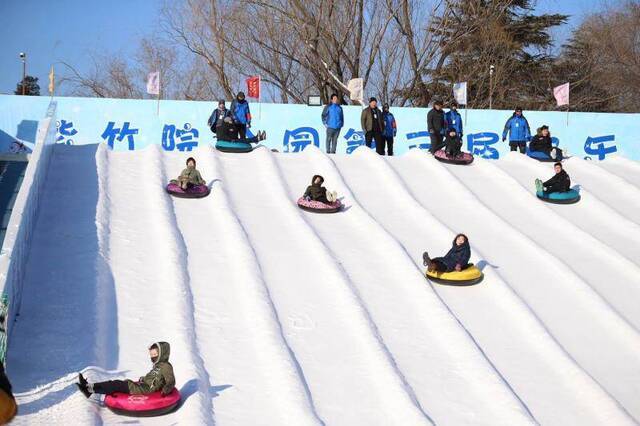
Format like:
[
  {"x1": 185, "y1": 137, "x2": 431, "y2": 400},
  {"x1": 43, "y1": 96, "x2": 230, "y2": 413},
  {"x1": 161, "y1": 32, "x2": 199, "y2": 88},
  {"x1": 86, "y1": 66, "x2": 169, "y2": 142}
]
[
  {"x1": 150, "y1": 341, "x2": 171, "y2": 364},
  {"x1": 311, "y1": 174, "x2": 324, "y2": 186},
  {"x1": 451, "y1": 234, "x2": 470, "y2": 251}
]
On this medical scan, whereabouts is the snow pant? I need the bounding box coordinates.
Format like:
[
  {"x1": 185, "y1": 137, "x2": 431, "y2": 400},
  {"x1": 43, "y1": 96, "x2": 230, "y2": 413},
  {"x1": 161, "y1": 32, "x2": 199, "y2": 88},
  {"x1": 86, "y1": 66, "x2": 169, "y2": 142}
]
[
  {"x1": 544, "y1": 182, "x2": 570, "y2": 194},
  {"x1": 237, "y1": 123, "x2": 247, "y2": 140},
  {"x1": 325, "y1": 127, "x2": 341, "y2": 154},
  {"x1": 429, "y1": 133, "x2": 444, "y2": 153},
  {"x1": 92, "y1": 380, "x2": 131, "y2": 395},
  {"x1": 430, "y1": 257, "x2": 454, "y2": 273},
  {"x1": 380, "y1": 135, "x2": 394, "y2": 156},
  {"x1": 365, "y1": 131, "x2": 384, "y2": 152},
  {"x1": 510, "y1": 141, "x2": 527, "y2": 153},
  {"x1": 245, "y1": 135, "x2": 260, "y2": 144},
  {"x1": 446, "y1": 140, "x2": 462, "y2": 157}
]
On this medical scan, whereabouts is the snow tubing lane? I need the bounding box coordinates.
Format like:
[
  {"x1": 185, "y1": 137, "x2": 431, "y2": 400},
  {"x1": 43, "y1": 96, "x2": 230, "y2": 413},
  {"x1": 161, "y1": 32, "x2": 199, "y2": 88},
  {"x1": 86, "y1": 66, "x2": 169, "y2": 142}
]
[
  {"x1": 215, "y1": 140, "x2": 253, "y2": 153},
  {"x1": 536, "y1": 189, "x2": 581, "y2": 204},
  {"x1": 297, "y1": 197, "x2": 342, "y2": 213},
  {"x1": 426, "y1": 264, "x2": 484, "y2": 286},
  {"x1": 433, "y1": 150, "x2": 474, "y2": 165},
  {"x1": 527, "y1": 151, "x2": 557, "y2": 162},
  {"x1": 166, "y1": 183, "x2": 211, "y2": 198},
  {"x1": 105, "y1": 389, "x2": 181, "y2": 417}
]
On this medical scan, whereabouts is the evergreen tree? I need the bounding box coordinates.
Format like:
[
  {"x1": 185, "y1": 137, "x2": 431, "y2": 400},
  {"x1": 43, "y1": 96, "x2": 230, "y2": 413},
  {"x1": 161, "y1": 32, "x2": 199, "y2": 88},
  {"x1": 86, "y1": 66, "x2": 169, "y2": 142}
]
[{"x1": 15, "y1": 76, "x2": 40, "y2": 96}]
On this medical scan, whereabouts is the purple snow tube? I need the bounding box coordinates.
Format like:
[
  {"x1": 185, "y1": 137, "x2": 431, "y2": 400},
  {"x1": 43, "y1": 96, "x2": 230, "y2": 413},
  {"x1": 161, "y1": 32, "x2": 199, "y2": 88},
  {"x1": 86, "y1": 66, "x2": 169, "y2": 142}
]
[
  {"x1": 166, "y1": 182, "x2": 210, "y2": 198},
  {"x1": 297, "y1": 197, "x2": 342, "y2": 213},
  {"x1": 434, "y1": 149, "x2": 474, "y2": 165}
]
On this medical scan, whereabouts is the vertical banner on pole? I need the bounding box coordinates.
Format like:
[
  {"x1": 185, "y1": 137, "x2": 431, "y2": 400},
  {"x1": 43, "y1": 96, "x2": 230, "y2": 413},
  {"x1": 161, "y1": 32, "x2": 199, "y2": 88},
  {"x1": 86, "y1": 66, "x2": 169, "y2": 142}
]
[
  {"x1": 453, "y1": 81, "x2": 468, "y2": 125},
  {"x1": 247, "y1": 75, "x2": 261, "y2": 119},
  {"x1": 147, "y1": 71, "x2": 160, "y2": 115},
  {"x1": 553, "y1": 82, "x2": 570, "y2": 126}
]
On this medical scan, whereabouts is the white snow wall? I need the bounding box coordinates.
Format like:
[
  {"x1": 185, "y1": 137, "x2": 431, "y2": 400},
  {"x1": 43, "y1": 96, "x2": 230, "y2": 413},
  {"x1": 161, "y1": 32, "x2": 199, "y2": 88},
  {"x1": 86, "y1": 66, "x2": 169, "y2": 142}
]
[{"x1": 0, "y1": 101, "x2": 57, "y2": 344}]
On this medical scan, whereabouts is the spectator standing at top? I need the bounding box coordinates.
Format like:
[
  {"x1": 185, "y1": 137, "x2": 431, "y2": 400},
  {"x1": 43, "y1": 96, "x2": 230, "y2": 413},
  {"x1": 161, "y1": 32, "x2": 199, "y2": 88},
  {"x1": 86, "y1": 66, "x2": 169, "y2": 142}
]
[
  {"x1": 321, "y1": 93, "x2": 344, "y2": 154},
  {"x1": 444, "y1": 102, "x2": 463, "y2": 137},
  {"x1": 230, "y1": 91, "x2": 252, "y2": 140},
  {"x1": 381, "y1": 103, "x2": 397, "y2": 156},
  {"x1": 502, "y1": 107, "x2": 531, "y2": 154},
  {"x1": 427, "y1": 100, "x2": 445, "y2": 153},
  {"x1": 207, "y1": 100, "x2": 229, "y2": 139},
  {"x1": 360, "y1": 97, "x2": 386, "y2": 155}
]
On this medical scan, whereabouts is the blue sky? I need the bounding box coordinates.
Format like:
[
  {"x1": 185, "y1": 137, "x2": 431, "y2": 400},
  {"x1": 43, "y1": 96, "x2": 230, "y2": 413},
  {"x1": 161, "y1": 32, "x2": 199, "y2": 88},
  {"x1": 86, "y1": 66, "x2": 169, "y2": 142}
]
[{"x1": 0, "y1": 0, "x2": 617, "y2": 96}]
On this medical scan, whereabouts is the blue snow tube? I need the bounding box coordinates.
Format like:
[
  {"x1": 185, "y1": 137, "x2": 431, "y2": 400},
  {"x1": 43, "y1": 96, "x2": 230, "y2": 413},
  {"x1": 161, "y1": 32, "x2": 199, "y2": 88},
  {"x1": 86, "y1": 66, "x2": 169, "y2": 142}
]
[
  {"x1": 537, "y1": 188, "x2": 581, "y2": 204},
  {"x1": 215, "y1": 140, "x2": 253, "y2": 153},
  {"x1": 527, "y1": 150, "x2": 555, "y2": 162}
]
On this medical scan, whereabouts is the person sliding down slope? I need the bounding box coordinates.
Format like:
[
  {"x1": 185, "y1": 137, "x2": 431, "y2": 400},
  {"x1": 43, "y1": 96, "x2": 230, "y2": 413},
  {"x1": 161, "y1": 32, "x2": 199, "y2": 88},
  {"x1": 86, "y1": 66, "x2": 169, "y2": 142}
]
[
  {"x1": 303, "y1": 175, "x2": 338, "y2": 204},
  {"x1": 77, "y1": 342, "x2": 175, "y2": 398},
  {"x1": 444, "y1": 129, "x2": 463, "y2": 157},
  {"x1": 171, "y1": 157, "x2": 206, "y2": 190},
  {"x1": 422, "y1": 234, "x2": 471, "y2": 273},
  {"x1": 535, "y1": 162, "x2": 571, "y2": 195},
  {"x1": 218, "y1": 117, "x2": 266, "y2": 143},
  {"x1": 529, "y1": 125, "x2": 564, "y2": 160}
]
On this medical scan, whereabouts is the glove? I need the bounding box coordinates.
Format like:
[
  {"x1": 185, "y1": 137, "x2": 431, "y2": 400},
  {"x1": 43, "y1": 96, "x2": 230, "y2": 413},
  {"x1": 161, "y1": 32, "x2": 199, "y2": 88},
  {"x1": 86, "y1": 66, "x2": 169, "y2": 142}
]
[{"x1": 502, "y1": 137, "x2": 506, "y2": 142}]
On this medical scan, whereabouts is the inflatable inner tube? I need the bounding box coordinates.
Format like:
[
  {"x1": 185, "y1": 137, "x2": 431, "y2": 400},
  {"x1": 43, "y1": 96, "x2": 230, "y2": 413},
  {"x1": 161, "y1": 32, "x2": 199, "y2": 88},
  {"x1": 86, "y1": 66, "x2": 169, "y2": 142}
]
[
  {"x1": 297, "y1": 197, "x2": 342, "y2": 213},
  {"x1": 536, "y1": 188, "x2": 580, "y2": 204},
  {"x1": 215, "y1": 140, "x2": 253, "y2": 153},
  {"x1": 426, "y1": 264, "x2": 484, "y2": 286},
  {"x1": 527, "y1": 151, "x2": 556, "y2": 162},
  {"x1": 166, "y1": 182, "x2": 210, "y2": 199},
  {"x1": 434, "y1": 150, "x2": 474, "y2": 165},
  {"x1": 105, "y1": 388, "x2": 181, "y2": 417}
]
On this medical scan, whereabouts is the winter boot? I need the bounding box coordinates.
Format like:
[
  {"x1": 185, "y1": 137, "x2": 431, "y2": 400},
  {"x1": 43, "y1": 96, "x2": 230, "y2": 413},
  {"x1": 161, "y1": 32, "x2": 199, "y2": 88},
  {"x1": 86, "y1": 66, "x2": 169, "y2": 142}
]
[
  {"x1": 327, "y1": 191, "x2": 338, "y2": 203},
  {"x1": 535, "y1": 178, "x2": 543, "y2": 194},
  {"x1": 422, "y1": 251, "x2": 431, "y2": 267},
  {"x1": 550, "y1": 148, "x2": 557, "y2": 160},
  {"x1": 77, "y1": 374, "x2": 92, "y2": 398}
]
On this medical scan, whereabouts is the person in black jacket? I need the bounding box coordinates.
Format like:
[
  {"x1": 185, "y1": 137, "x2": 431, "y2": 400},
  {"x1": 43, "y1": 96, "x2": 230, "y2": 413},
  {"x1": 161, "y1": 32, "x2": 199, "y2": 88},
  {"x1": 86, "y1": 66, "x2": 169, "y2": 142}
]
[
  {"x1": 427, "y1": 100, "x2": 445, "y2": 153},
  {"x1": 303, "y1": 175, "x2": 338, "y2": 204},
  {"x1": 422, "y1": 234, "x2": 472, "y2": 273},
  {"x1": 529, "y1": 125, "x2": 563, "y2": 160},
  {"x1": 444, "y1": 129, "x2": 462, "y2": 157},
  {"x1": 207, "y1": 100, "x2": 229, "y2": 137},
  {"x1": 218, "y1": 117, "x2": 266, "y2": 143},
  {"x1": 536, "y1": 162, "x2": 571, "y2": 194}
]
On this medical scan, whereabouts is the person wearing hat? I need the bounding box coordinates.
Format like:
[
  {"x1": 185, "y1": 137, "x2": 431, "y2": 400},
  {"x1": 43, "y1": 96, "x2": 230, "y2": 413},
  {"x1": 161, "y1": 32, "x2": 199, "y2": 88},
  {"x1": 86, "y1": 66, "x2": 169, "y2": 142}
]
[
  {"x1": 502, "y1": 107, "x2": 531, "y2": 154},
  {"x1": 444, "y1": 102, "x2": 463, "y2": 137},
  {"x1": 381, "y1": 103, "x2": 397, "y2": 156},
  {"x1": 321, "y1": 93, "x2": 344, "y2": 154},
  {"x1": 360, "y1": 97, "x2": 386, "y2": 154},
  {"x1": 207, "y1": 100, "x2": 230, "y2": 138},
  {"x1": 530, "y1": 125, "x2": 564, "y2": 160},
  {"x1": 230, "y1": 91, "x2": 252, "y2": 140},
  {"x1": 427, "y1": 100, "x2": 446, "y2": 153}
]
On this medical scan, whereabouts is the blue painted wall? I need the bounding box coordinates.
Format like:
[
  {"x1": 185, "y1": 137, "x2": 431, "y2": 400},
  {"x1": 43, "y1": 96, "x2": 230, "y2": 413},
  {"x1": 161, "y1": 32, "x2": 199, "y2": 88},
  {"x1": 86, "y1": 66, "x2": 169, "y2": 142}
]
[{"x1": 0, "y1": 95, "x2": 637, "y2": 160}]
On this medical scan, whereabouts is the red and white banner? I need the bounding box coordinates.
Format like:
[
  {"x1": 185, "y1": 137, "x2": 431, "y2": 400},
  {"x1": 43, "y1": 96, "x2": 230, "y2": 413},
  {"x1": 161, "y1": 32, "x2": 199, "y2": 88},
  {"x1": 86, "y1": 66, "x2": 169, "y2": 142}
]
[
  {"x1": 246, "y1": 76, "x2": 261, "y2": 99},
  {"x1": 553, "y1": 82, "x2": 570, "y2": 106}
]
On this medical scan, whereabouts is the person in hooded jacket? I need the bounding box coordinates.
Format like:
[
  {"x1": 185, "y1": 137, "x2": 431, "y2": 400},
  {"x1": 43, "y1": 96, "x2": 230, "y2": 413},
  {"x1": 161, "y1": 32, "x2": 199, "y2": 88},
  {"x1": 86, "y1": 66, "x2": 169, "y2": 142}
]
[
  {"x1": 529, "y1": 125, "x2": 563, "y2": 160},
  {"x1": 502, "y1": 107, "x2": 531, "y2": 153},
  {"x1": 77, "y1": 342, "x2": 175, "y2": 397},
  {"x1": 0, "y1": 361, "x2": 17, "y2": 423},
  {"x1": 321, "y1": 93, "x2": 344, "y2": 154},
  {"x1": 303, "y1": 175, "x2": 338, "y2": 204},
  {"x1": 381, "y1": 103, "x2": 397, "y2": 156},
  {"x1": 171, "y1": 157, "x2": 206, "y2": 190},
  {"x1": 444, "y1": 102, "x2": 463, "y2": 137},
  {"x1": 444, "y1": 128, "x2": 462, "y2": 157},
  {"x1": 427, "y1": 100, "x2": 446, "y2": 153},
  {"x1": 536, "y1": 162, "x2": 571, "y2": 194},
  {"x1": 422, "y1": 234, "x2": 472, "y2": 273},
  {"x1": 207, "y1": 100, "x2": 229, "y2": 137},
  {"x1": 230, "y1": 91, "x2": 252, "y2": 140}
]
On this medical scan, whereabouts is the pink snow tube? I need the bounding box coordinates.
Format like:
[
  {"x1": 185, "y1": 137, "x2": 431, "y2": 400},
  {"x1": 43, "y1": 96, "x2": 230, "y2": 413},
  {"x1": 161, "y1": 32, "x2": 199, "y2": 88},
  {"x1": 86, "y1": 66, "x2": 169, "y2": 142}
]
[
  {"x1": 434, "y1": 149, "x2": 474, "y2": 165},
  {"x1": 297, "y1": 197, "x2": 342, "y2": 213},
  {"x1": 166, "y1": 182, "x2": 210, "y2": 198},
  {"x1": 105, "y1": 388, "x2": 181, "y2": 417}
]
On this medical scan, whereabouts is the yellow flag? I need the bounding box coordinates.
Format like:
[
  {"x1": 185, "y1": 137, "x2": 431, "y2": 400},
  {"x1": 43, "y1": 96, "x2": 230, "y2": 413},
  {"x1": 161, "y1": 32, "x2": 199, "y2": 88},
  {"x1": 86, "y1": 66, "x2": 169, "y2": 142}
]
[{"x1": 48, "y1": 66, "x2": 55, "y2": 96}]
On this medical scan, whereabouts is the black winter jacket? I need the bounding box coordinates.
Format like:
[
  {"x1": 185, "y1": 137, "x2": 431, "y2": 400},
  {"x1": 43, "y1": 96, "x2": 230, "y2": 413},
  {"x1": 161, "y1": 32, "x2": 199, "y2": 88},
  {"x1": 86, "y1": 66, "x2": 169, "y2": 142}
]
[
  {"x1": 441, "y1": 237, "x2": 471, "y2": 271},
  {"x1": 529, "y1": 134, "x2": 553, "y2": 154},
  {"x1": 427, "y1": 108, "x2": 445, "y2": 135},
  {"x1": 544, "y1": 169, "x2": 571, "y2": 192}
]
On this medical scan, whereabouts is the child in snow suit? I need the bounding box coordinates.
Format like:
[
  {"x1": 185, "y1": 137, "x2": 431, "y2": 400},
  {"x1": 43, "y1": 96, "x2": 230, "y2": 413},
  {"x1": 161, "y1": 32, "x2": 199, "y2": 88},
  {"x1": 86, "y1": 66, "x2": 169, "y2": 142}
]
[
  {"x1": 77, "y1": 342, "x2": 175, "y2": 397},
  {"x1": 422, "y1": 234, "x2": 472, "y2": 273},
  {"x1": 444, "y1": 129, "x2": 462, "y2": 157},
  {"x1": 303, "y1": 175, "x2": 338, "y2": 204},
  {"x1": 536, "y1": 162, "x2": 571, "y2": 194},
  {"x1": 529, "y1": 125, "x2": 563, "y2": 160},
  {"x1": 172, "y1": 157, "x2": 206, "y2": 190}
]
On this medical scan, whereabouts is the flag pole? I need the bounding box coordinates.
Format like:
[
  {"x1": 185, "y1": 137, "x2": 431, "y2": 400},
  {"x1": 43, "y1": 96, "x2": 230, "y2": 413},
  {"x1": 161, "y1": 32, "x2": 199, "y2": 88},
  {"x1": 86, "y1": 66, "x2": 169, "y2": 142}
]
[
  {"x1": 156, "y1": 70, "x2": 161, "y2": 116},
  {"x1": 566, "y1": 104, "x2": 569, "y2": 126}
]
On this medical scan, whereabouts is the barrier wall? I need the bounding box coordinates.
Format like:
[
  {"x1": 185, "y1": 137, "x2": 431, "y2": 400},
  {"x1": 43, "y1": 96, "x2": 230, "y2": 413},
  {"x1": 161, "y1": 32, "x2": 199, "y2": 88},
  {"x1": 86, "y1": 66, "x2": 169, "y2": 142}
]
[
  {"x1": 0, "y1": 94, "x2": 638, "y2": 161},
  {"x1": 0, "y1": 101, "x2": 57, "y2": 360}
]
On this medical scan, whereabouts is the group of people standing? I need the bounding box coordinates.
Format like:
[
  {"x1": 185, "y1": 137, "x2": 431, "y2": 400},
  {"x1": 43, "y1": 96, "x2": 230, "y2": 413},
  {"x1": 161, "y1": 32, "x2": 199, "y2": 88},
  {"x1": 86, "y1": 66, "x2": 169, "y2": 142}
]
[
  {"x1": 501, "y1": 107, "x2": 564, "y2": 160},
  {"x1": 208, "y1": 92, "x2": 266, "y2": 143}
]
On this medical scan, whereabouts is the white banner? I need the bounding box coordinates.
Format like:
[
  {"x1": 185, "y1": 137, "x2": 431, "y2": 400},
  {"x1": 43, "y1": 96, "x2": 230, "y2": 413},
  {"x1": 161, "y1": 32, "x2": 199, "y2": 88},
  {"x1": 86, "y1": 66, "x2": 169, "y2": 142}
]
[
  {"x1": 453, "y1": 81, "x2": 467, "y2": 105},
  {"x1": 553, "y1": 82, "x2": 570, "y2": 106},
  {"x1": 347, "y1": 78, "x2": 364, "y2": 104},
  {"x1": 146, "y1": 71, "x2": 160, "y2": 95}
]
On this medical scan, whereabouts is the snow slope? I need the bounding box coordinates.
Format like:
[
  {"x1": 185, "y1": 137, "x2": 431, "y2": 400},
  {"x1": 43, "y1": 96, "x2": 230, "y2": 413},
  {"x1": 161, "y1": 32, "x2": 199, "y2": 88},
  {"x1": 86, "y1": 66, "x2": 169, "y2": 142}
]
[{"x1": 6, "y1": 144, "x2": 640, "y2": 425}]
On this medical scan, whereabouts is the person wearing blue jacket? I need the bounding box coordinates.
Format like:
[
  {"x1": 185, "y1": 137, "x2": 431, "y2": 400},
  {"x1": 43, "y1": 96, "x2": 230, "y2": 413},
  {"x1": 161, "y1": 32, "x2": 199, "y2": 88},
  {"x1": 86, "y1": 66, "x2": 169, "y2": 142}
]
[
  {"x1": 422, "y1": 234, "x2": 472, "y2": 273},
  {"x1": 381, "y1": 103, "x2": 397, "y2": 156},
  {"x1": 230, "y1": 91, "x2": 252, "y2": 140},
  {"x1": 444, "y1": 102, "x2": 463, "y2": 136},
  {"x1": 502, "y1": 107, "x2": 531, "y2": 153},
  {"x1": 321, "y1": 93, "x2": 344, "y2": 154}
]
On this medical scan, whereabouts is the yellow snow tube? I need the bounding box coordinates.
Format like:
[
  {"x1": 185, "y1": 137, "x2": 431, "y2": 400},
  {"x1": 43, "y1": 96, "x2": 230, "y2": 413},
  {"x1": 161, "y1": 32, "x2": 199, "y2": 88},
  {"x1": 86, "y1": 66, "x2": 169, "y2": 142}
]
[{"x1": 426, "y1": 265, "x2": 484, "y2": 286}]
